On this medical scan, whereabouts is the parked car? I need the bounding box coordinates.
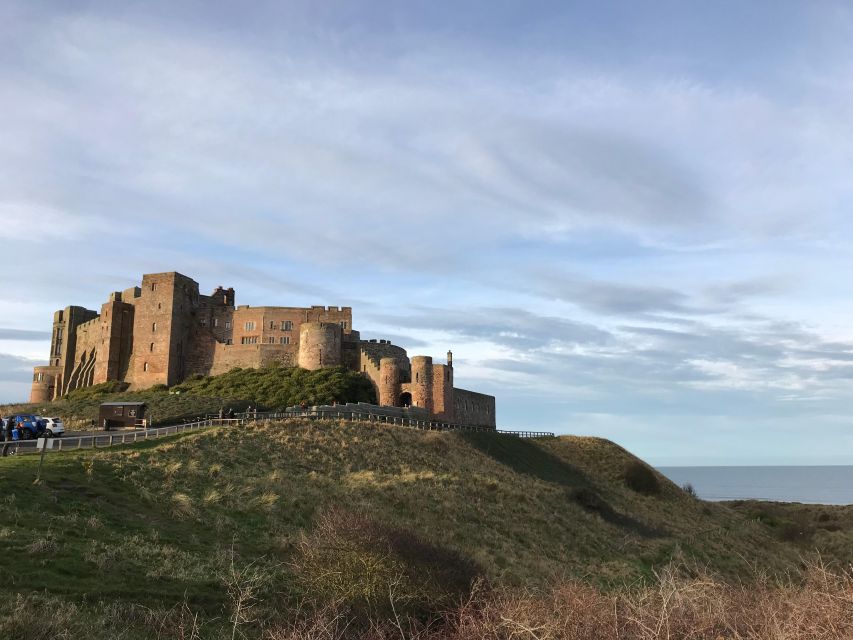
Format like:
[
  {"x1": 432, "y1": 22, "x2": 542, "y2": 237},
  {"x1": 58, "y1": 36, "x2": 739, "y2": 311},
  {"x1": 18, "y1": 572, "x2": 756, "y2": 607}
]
[
  {"x1": 38, "y1": 417, "x2": 65, "y2": 438},
  {"x1": 8, "y1": 414, "x2": 46, "y2": 440}
]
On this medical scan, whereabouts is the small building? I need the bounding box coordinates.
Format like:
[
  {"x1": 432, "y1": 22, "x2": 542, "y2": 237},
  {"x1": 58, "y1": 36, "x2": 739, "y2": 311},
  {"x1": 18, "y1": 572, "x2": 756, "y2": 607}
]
[{"x1": 98, "y1": 402, "x2": 146, "y2": 430}]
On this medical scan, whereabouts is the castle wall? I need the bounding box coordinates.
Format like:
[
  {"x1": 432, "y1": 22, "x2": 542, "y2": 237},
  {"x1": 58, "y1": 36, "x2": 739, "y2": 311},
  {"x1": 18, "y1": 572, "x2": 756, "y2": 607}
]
[
  {"x1": 64, "y1": 316, "x2": 100, "y2": 393},
  {"x1": 453, "y1": 388, "x2": 496, "y2": 429}
]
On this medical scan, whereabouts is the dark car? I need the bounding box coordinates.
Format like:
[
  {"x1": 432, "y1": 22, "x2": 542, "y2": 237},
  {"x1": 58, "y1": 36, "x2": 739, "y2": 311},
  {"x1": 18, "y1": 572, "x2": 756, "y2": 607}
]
[{"x1": 8, "y1": 414, "x2": 46, "y2": 440}]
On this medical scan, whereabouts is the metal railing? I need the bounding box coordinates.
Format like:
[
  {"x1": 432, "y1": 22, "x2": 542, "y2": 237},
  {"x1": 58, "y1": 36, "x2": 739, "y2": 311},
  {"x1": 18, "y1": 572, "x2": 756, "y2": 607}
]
[
  {"x1": 1, "y1": 407, "x2": 553, "y2": 457},
  {"x1": 231, "y1": 408, "x2": 554, "y2": 438}
]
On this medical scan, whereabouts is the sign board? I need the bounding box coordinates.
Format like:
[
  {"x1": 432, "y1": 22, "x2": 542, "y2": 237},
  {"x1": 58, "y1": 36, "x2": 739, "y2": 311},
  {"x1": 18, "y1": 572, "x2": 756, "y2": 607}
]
[{"x1": 36, "y1": 438, "x2": 54, "y2": 450}]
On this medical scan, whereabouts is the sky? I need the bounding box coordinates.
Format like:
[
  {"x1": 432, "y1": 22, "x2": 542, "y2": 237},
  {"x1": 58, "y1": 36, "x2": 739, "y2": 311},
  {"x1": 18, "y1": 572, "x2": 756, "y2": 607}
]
[{"x1": 3, "y1": 1, "x2": 853, "y2": 465}]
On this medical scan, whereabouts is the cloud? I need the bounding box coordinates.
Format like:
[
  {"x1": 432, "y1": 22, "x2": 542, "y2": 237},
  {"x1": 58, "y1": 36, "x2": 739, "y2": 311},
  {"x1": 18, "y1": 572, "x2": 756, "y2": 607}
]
[
  {"x1": 0, "y1": 328, "x2": 51, "y2": 341},
  {"x1": 371, "y1": 306, "x2": 613, "y2": 351},
  {"x1": 4, "y1": 2, "x2": 853, "y2": 462}
]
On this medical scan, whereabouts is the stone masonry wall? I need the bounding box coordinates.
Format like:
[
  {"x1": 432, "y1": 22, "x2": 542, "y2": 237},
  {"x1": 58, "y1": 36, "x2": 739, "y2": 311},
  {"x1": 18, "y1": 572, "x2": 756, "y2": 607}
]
[{"x1": 453, "y1": 388, "x2": 496, "y2": 429}]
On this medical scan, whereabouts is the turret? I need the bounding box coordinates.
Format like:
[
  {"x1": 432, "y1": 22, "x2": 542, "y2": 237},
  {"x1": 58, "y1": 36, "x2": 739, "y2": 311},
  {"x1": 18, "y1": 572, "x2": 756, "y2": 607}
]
[
  {"x1": 379, "y1": 357, "x2": 401, "y2": 407},
  {"x1": 410, "y1": 355, "x2": 433, "y2": 412}
]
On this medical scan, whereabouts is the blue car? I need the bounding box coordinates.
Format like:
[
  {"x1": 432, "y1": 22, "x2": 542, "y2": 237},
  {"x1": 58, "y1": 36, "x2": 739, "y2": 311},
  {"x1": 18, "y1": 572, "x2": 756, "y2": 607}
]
[{"x1": 7, "y1": 414, "x2": 46, "y2": 440}]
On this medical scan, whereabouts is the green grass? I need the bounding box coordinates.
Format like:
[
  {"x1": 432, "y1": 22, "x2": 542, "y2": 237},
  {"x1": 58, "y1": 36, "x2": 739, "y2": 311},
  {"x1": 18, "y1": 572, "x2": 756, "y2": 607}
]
[
  {"x1": 0, "y1": 421, "x2": 849, "y2": 637},
  {"x1": 1, "y1": 364, "x2": 376, "y2": 428}
]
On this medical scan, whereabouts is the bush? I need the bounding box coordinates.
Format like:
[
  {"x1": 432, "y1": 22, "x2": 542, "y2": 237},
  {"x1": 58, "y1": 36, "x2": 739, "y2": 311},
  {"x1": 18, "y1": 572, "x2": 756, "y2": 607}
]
[
  {"x1": 292, "y1": 507, "x2": 484, "y2": 619},
  {"x1": 622, "y1": 461, "x2": 660, "y2": 495},
  {"x1": 682, "y1": 482, "x2": 697, "y2": 498}
]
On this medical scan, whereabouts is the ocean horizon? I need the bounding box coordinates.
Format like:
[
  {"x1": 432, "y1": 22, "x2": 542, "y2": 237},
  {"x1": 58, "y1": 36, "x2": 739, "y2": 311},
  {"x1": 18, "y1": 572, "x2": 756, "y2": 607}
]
[{"x1": 657, "y1": 465, "x2": 853, "y2": 505}]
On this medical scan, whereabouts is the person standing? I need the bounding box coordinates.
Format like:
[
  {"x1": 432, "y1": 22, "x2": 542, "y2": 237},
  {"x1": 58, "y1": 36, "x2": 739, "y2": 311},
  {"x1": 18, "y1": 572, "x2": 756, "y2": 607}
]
[{"x1": 2, "y1": 417, "x2": 11, "y2": 457}]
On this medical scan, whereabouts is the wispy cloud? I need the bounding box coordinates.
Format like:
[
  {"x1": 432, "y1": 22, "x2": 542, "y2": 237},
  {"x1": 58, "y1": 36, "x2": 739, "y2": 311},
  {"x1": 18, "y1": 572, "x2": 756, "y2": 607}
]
[{"x1": 3, "y1": 1, "x2": 853, "y2": 462}]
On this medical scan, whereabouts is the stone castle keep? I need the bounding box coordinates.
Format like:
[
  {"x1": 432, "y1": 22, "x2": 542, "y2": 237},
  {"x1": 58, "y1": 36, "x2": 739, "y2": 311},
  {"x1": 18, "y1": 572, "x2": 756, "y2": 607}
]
[{"x1": 30, "y1": 271, "x2": 496, "y2": 428}]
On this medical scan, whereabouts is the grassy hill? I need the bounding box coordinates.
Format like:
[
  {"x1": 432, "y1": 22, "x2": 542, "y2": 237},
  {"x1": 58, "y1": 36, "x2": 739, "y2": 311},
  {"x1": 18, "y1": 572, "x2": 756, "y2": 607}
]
[
  {"x1": 0, "y1": 365, "x2": 376, "y2": 428},
  {"x1": 1, "y1": 419, "x2": 849, "y2": 638}
]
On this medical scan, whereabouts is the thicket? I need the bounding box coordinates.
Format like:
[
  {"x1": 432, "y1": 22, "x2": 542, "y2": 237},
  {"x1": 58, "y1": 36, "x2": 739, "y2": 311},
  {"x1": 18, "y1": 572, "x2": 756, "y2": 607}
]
[
  {"x1": 3, "y1": 561, "x2": 852, "y2": 639},
  {"x1": 1, "y1": 365, "x2": 375, "y2": 427}
]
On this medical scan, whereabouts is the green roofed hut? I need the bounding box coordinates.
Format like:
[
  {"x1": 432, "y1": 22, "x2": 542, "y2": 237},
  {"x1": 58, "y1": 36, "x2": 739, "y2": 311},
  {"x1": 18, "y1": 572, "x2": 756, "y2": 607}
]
[{"x1": 98, "y1": 402, "x2": 146, "y2": 431}]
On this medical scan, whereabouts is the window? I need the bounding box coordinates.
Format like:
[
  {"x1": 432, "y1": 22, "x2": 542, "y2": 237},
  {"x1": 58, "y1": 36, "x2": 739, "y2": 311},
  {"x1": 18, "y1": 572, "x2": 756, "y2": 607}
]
[
  {"x1": 282, "y1": 320, "x2": 293, "y2": 331},
  {"x1": 268, "y1": 336, "x2": 275, "y2": 344},
  {"x1": 340, "y1": 321, "x2": 348, "y2": 330},
  {"x1": 279, "y1": 336, "x2": 290, "y2": 345},
  {"x1": 200, "y1": 318, "x2": 207, "y2": 327},
  {"x1": 150, "y1": 343, "x2": 154, "y2": 352},
  {"x1": 151, "y1": 283, "x2": 157, "y2": 292},
  {"x1": 143, "y1": 362, "x2": 149, "y2": 372},
  {"x1": 152, "y1": 322, "x2": 157, "y2": 332},
  {"x1": 226, "y1": 338, "x2": 233, "y2": 345},
  {"x1": 225, "y1": 321, "x2": 232, "y2": 329},
  {"x1": 213, "y1": 318, "x2": 219, "y2": 328},
  {"x1": 241, "y1": 336, "x2": 259, "y2": 345},
  {"x1": 269, "y1": 321, "x2": 275, "y2": 330},
  {"x1": 244, "y1": 321, "x2": 255, "y2": 331}
]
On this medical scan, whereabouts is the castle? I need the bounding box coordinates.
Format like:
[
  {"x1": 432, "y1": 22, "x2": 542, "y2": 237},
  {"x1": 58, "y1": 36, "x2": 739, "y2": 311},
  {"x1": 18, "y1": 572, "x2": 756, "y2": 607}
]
[{"x1": 29, "y1": 271, "x2": 496, "y2": 428}]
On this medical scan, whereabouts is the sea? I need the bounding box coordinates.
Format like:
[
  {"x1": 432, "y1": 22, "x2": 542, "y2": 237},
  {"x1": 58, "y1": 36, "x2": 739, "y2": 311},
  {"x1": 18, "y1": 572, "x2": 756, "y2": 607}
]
[{"x1": 657, "y1": 466, "x2": 853, "y2": 505}]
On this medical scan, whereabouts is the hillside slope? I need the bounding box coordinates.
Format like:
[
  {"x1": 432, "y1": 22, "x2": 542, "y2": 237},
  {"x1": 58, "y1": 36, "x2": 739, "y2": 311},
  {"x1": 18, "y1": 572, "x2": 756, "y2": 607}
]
[{"x1": 0, "y1": 420, "x2": 842, "y2": 637}]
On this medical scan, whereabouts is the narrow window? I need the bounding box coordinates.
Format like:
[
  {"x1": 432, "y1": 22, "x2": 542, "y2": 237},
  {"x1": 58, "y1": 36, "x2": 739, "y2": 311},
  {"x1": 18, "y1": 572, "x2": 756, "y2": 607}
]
[
  {"x1": 143, "y1": 362, "x2": 149, "y2": 372},
  {"x1": 150, "y1": 343, "x2": 154, "y2": 352},
  {"x1": 152, "y1": 322, "x2": 157, "y2": 332},
  {"x1": 213, "y1": 318, "x2": 219, "y2": 328},
  {"x1": 151, "y1": 283, "x2": 156, "y2": 292},
  {"x1": 340, "y1": 321, "x2": 347, "y2": 330},
  {"x1": 225, "y1": 320, "x2": 231, "y2": 329}
]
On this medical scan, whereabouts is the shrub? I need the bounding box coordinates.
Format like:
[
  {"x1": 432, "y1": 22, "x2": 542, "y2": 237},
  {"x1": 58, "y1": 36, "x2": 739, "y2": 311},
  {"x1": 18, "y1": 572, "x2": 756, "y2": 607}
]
[
  {"x1": 682, "y1": 482, "x2": 697, "y2": 498},
  {"x1": 622, "y1": 461, "x2": 660, "y2": 495},
  {"x1": 291, "y1": 507, "x2": 484, "y2": 619}
]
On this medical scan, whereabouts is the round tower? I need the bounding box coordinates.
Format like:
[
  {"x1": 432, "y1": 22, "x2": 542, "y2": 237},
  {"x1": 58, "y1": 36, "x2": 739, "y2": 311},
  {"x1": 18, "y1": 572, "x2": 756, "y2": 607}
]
[
  {"x1": 297, "y1": 322, "x2": 343, "y2": 370},
  {"x1": 30, "y1": 367, "x2": 57, "y2": 403},
  {"x1": 410, "y1": 355, "x2": 433, "y2": 412},
  {"x1": 378, "y1": 357, "x2": 401, "y2": 407}
]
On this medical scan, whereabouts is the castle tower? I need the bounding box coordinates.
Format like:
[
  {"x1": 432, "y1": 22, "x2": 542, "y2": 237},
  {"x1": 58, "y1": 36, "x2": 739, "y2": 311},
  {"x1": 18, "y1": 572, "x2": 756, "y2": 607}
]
[
  {"x1": 130, "y1": 272, "x2": 199, "y2": 388},
  {"x1": 378, "y1": 357, "x2": 401, "y2": 407},
  {"x1": 410, "y1": 355, "x2": 433, "y2": 412},
  {"x1": 298, "y1": 322, "x2": 343, "y2": 370},
  {"x1": 432, "y1": 351, "x2": 454, "y2": 421},
  {"x1": 30, "y1": 366, "x2": 59, "y2": 403}
]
